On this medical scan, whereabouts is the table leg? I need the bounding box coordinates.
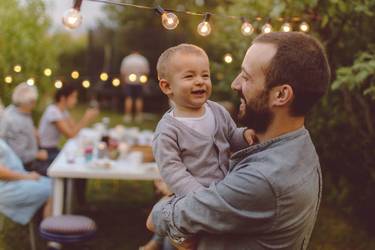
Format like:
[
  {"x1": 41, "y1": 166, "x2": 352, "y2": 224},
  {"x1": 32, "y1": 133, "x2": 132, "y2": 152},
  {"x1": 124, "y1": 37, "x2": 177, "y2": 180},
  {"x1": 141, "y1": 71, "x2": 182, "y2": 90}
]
[
  {"x1": 52, "y1": 178, "x2": 64, "y2": 216},
  {"x1": 66, "y1": 178, "x2": 74, "y2": 214}
]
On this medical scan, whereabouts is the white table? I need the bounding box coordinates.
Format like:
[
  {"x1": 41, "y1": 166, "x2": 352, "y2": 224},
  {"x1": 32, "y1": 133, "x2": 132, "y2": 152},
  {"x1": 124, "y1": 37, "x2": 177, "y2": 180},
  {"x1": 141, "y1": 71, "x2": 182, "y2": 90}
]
[{"x1": 48, "y1": 139, "x2": 160, "y2": 216}]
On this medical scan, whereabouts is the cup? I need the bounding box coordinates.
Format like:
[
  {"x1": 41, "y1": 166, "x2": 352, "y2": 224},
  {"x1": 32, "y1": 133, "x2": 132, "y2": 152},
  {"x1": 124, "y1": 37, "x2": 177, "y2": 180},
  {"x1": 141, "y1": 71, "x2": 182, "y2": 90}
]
[{"x1": 65, "y1": 148, "x2": 76, "y2": 164}]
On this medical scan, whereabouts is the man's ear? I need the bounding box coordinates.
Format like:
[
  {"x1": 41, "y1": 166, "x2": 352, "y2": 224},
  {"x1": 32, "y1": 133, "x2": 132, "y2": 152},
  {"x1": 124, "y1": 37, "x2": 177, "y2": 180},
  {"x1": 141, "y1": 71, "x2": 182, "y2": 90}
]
[
  {"x1": 271, "y1": 84, "x2": 294, "y2": 107},
  {"x1": 159, "y1": 79, "x2": 173, "y2": 96}
]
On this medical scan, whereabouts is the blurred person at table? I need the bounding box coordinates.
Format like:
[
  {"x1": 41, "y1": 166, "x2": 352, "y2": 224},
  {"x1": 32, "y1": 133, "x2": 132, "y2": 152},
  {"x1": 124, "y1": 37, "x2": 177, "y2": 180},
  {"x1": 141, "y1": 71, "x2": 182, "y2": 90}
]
[
  {"x1": 0, "y1": 138, "x2": 52, "y2": 225},
  {"x1": 0, "y1": 83, "x2": 51, "y2": 176},
  {"x1": 38, "y1": 83, "x2": 99, "y2": 158}
]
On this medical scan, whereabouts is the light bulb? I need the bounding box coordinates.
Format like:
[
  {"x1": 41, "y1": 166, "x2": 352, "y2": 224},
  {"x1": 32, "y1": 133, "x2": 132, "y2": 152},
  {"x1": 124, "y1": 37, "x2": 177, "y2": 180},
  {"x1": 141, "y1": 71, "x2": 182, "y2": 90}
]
[
  {"x1": 262, "y1": 23, "x2": 272, "y2": 33},
  {"x1": 62, "y1": 8, "x2": 82, "y2": 30},
  {"x1": 55, "y1": 80, "x2": 63, "y2": 89},
  {"x1": 71, "y1": 70, "x2": 79, "y2": 79},
  {"x1": 112, "y1": 78, "x2": 120, "y2": 87},
  {"x1": 100, "y1": 72, "x2": 109, "y2": 81},
  {"x1": 4, "y1": 76, "x2": 12, "y2": 84},
  {"x1": 197, "y1": 21, "x2": 211, "y2": 36},
  {"x1": 44, "y1": 68, "x2": 52, "y2": 76},
  {"x1": 299, "y1": 22, "x2": 309, "y2": 32},
  {"x1": 161, "y1": 12, "x2": 179, "y2": 30},
  {"x1": 14, "y1": 65, "x2": 22, "y2": 73},
  {"x1": 281, "y1": 22, "x2": 292, "y2": 32},
  {"x1": 82, "y1": 80, "x2": 90, "y2": 88},
  {"x1": 128, "y1": 74, "x2": 137, "y2": 82},
  {"x1": 26, "y1": 78, "x2": 35, "y2": 86},
  {"x1": 140, "y1": 75, "x2": 148, "y2": 84},
  {"x1": 224, "y1": 54, "x2": 233, "y2": 64},
  {"x1": 241, "y1": 21, "x2": 254, "y2": 36}
]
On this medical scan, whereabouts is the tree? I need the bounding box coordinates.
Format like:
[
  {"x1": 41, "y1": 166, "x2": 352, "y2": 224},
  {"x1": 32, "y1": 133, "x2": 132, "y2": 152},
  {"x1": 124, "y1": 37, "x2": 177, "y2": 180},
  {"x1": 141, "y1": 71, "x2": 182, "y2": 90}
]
[{"x1": 0, "y1": 0, "x2": 60, "y2": 108}]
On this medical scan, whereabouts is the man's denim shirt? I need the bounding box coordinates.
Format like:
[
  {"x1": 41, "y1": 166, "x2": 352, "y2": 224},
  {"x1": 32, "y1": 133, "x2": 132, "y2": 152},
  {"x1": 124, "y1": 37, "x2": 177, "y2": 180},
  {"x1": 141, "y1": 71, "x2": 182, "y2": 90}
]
[{"x1": 152, "y1": 127, "x2": 322, "y2": 250}]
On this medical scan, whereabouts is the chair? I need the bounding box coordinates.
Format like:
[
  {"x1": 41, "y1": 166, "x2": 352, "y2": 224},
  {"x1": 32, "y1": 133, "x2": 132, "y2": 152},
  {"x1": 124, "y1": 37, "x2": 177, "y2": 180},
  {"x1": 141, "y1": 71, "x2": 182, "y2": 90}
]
[{"x1": 39, "y1": 215, "x2": 97, "y2": 249}]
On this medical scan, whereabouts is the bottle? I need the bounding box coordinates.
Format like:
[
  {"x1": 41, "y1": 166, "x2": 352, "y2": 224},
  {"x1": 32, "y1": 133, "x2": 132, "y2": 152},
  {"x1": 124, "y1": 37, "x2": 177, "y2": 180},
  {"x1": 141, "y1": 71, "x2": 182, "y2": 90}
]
[{"x1": 101, "y1": 117, "x2": 110, "y2": 145}]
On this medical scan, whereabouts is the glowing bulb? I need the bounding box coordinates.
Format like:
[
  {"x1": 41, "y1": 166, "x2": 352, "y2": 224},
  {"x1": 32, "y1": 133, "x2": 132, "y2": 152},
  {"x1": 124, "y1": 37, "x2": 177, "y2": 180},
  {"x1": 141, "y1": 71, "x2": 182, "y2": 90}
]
[
  {"x1": 281, "y1": 22, "x2": 292, "y2": 32},
  {"x1": 197, "y1": 21, "x2": 211, "y2": 36},
  {"x1": 100, "y1": 72, "x2": 109, "y2": 81},
  {"x1": 26, "y1": 78, "x2": 35, "y2": 86},
  {"x1": 262, "y1": 23, "x2": 272, "y2": 33},
  {"x1": 161, "y1": 12, "x2": 179, "y2": 30},
  {"x1": 62, "y1": 8, "x2": 82, "y2": 30},
  {"x1": 112, "y1": 78, "x2": 120, "y2": 87},
  {"x1": 140, "y1": 75, "x2": 148, "y2": 84},
  {"x1": 14, "y1": 65, "x2": 22, "y2": 73},
  {"x1": 224, "y1": 54, "x2": 233, "y2": 64},
  {"x1": 128, "y1": 74, "x2": 137, "y2": 82},
  {"x1": 82, "y1": 80, "x2": 90, "y2": 88},
  {"x1": 44, "y1": 68, "x2": 52, "y2": 76},
  {"x1": 4, "y1": 76, "x2": 12, "y2": 84},
  {"x1": 241, "y1": 21, "x2": 254, "y2": 36},
  {"x1": 71, "y1": 70, "x2": 79, "y2": 79},
  {"x1": 299, "y1": 22, "x2": 309, "y2": 32},
  {"x1": 54, "y1": 80, "x2": 63, "y2": 89}
]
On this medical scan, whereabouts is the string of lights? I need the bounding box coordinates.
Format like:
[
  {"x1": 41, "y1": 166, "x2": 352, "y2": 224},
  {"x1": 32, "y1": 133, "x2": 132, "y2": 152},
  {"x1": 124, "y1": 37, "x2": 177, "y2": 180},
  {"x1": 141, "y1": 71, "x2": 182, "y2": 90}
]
[
  {"x1": 2, "y1": 65, "x2": 149, "y2": 89},
  {"x1": 2, "y1": 53, "x2": 236, "y2": 89},
  {"x1": 62, "y1": 0, "x2": 311, "y2": 35}
]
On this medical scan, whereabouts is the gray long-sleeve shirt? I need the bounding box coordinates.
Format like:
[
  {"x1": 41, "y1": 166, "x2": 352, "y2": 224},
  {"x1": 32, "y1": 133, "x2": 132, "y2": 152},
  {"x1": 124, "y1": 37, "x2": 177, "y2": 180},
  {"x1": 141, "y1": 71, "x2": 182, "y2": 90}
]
[
  {"x1": 153, "y1": 100, "x2": 248, "y2": 196},
  {"x1": 152, "y1": 127, "x2": 322, "y2": 250},
  {"x1": 0, "y1": 105, "x2": 38, "y2": 163}
]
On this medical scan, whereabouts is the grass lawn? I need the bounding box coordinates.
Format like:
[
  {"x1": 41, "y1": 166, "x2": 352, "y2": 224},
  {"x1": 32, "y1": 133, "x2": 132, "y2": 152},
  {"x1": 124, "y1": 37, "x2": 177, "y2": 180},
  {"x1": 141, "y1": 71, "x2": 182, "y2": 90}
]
[{"x1": 1, "y1": 106, "x2": 375, "y2": 249}]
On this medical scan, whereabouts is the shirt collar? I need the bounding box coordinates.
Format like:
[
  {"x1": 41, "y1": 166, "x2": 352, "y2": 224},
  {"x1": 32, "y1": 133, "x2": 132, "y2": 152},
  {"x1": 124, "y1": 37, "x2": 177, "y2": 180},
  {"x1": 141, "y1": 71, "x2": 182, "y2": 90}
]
[{"x1": 231, "y1": 126, "x2": 308, "y2": 162}]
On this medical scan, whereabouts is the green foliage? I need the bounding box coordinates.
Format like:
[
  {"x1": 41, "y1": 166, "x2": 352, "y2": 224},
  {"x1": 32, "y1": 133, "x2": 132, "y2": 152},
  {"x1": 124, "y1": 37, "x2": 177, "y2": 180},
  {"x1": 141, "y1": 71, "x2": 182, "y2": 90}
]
[
  {"x1": 0, "y1": 0, "x2": 60, "y2": 104},
  {"x1": 332, "y1": 51, "x2": 375, "y2": 99}
]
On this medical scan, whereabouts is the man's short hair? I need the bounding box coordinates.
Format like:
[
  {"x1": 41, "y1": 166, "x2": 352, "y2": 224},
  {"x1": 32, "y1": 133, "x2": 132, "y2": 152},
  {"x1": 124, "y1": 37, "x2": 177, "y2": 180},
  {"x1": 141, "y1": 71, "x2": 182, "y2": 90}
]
[
  {"x1": 54, "y1": 84, "x2": 77, "y2": 102},
  {"x1": 12, "y1": 82, "x2": 38, "y2": 106},
  {"x1": 156, "y1": 44, "x2": 208, "y2": 80},
  {"x1": 254, "y1": 32, "x2": 331, "y2": 116}
]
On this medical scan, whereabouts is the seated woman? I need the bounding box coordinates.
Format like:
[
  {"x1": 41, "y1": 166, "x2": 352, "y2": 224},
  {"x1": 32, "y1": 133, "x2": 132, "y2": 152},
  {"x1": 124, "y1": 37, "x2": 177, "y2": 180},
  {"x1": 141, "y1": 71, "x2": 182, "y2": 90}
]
[
  {"x1": 0, "y1": 139, "x2": 51, "y2": 225},
  {"x1": 38, "y1": 84, "x2": 98, "y2": 157},
  {"x1": 0, "y1": 83, "x2": 50, "y2": 175}
]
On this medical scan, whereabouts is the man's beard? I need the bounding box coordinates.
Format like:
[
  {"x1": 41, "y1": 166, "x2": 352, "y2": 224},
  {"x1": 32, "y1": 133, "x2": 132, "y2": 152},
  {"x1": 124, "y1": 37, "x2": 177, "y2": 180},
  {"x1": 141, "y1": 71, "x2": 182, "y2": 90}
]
[{"x1": 238, "y1": 89, "x2": 274, "y2": 134}]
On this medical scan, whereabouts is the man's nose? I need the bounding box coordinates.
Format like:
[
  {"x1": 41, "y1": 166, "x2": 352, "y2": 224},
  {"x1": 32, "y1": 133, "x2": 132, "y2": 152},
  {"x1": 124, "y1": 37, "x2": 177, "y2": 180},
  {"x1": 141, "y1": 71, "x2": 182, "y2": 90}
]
[{"x1": 231, "y1": 75, "x2": 241, "y2": 90}]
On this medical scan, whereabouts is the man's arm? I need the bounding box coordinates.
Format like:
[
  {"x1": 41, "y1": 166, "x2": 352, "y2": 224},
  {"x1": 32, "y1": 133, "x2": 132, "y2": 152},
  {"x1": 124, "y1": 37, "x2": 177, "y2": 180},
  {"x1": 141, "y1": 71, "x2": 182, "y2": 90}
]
[
  {"x1": 149, "y1": 166, "x2": 276, "y2": 241},
  {"x1": 153, "y1": 133, "x2": 204, "y2": 196}
]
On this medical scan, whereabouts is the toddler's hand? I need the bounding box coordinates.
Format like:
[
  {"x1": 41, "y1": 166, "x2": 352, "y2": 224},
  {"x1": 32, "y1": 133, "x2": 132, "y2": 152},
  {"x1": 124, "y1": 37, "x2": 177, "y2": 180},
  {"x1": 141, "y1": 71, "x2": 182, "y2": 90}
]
[{"x1": 244, "y1": 129, "x2": 258, "y2": 145}]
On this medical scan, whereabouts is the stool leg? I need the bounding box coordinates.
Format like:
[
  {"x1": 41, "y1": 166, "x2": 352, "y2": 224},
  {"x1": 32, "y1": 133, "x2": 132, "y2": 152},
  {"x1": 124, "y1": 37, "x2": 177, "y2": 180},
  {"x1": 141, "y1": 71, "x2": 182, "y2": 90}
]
[
  {"x1": 28, "y1": 221, "x2": 36, "y2": 250},
  {"x1": 66, "y1": 179, "x2": 74, "y2": 214}
]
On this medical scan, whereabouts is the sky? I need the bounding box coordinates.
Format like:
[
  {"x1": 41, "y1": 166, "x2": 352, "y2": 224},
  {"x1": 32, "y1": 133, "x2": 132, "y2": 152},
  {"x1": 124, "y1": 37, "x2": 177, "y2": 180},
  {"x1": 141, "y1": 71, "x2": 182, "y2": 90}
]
[{"x1": 45, "y1": 0, "x2": 105, "y2": 34}]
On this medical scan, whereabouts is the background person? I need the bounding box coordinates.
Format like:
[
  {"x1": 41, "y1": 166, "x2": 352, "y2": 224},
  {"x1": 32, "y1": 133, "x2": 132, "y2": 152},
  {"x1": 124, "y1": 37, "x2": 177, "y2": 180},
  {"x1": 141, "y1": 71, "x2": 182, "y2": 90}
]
[
  {"x1": 38, "y1": 84, "x2": 99, "y2": 157},
  {"x1": 0, "y1": 83, "x2": 50, "y2": 175},
  {"x1": 0, "y1": 139, "x2": 51, "y2": 225},
  {"x1": 120, "y1": 52, "x2": 150, "y2": 123}
]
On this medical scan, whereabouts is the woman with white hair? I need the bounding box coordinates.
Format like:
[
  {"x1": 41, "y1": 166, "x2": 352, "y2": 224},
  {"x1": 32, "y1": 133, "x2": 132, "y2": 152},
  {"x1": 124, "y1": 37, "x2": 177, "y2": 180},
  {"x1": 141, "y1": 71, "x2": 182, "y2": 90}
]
[{"x1": 0, "y1": 82, "x2": 49, "y2": 175}]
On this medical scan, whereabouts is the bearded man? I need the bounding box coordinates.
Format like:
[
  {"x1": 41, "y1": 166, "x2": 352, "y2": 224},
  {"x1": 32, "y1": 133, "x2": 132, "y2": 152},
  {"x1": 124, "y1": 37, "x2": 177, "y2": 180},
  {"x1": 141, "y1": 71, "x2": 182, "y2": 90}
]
[{"x1": 147, "y1": 32, "x2": 331, "y2": 250}]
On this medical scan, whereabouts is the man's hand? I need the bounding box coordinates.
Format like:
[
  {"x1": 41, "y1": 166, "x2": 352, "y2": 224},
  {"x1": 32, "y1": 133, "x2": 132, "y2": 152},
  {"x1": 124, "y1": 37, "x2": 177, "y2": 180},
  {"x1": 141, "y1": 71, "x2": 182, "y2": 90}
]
[
  {"x1": 171, "y1": 237, "x2": 197, "y2": 250},
  {"x1": 154, "y1": 179, "x2": 172, "y2": 196},
  {"x1": 146, "y1": 211, "x2": 155, "y2": 232}
]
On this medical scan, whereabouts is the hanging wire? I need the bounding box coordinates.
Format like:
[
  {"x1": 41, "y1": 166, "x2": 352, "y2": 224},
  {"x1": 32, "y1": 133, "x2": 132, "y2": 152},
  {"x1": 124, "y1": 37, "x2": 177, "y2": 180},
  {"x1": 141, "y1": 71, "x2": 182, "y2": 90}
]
[{"x1": 86, "y1": 0, "x2": 255, "y2": 21}]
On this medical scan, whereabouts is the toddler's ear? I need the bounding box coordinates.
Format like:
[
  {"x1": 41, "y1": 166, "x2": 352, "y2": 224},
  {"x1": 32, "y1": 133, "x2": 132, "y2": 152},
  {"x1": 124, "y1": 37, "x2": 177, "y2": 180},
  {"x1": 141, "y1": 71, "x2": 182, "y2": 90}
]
[{"x1": 159, "y1": 79, "x2": 173, "y2": 95}]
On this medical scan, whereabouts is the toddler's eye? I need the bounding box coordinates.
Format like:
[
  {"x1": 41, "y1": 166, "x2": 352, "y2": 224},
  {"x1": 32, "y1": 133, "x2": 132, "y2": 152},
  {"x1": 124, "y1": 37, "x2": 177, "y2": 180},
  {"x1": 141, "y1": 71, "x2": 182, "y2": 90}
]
[
  {"x1": 184, "y1": 75, "x2": 193, "y2": 79},
  {"x1": 202, "y1": 74, "x2": 210, "y2": 78}
]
